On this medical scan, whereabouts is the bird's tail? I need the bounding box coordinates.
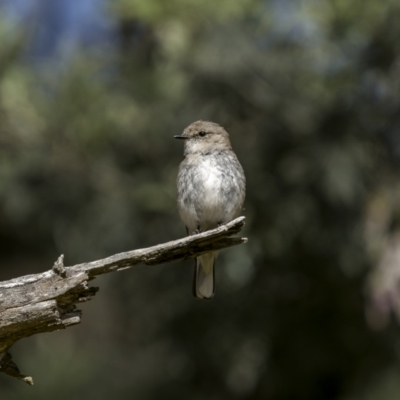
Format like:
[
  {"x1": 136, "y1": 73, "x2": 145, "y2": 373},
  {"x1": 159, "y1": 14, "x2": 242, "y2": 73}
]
[{"x1": 193, "y1": 252, "x2": 217, "y2": 299}]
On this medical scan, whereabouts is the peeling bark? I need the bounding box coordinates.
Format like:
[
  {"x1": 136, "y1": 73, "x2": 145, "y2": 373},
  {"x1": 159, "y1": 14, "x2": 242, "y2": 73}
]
[{"x1": 0, "y1": 216, "x2": 247, "y2": 385}]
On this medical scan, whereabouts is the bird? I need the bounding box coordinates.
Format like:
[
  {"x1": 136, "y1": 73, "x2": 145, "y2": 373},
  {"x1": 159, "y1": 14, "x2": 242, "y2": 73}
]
[{"x1": 175, "y1": 120, "x2": 246, "y2": 299}]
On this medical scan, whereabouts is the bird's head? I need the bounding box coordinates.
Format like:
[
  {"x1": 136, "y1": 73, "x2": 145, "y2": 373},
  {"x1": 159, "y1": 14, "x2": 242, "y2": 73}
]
[{"x1": 174, "y1": 120, "x2": 232, "y2": 155}]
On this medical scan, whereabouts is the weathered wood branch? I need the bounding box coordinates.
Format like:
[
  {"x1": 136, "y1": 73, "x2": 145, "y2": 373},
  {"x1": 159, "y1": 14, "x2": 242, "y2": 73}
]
[{"x1": 0, "y1": 216, "x2": 247, "y2": 385}]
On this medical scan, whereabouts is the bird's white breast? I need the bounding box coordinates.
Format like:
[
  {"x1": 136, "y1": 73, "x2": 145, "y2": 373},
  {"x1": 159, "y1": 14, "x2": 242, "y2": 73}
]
[
  {"x1": 198, "y1": 159, "x2": 225, "y2": 226},
  {"x1": 177, "y1": 151, "x2": 245, "y2": 234},
  {"x1": 200, "y1": 159, "x2": 220, "y2": 200}
]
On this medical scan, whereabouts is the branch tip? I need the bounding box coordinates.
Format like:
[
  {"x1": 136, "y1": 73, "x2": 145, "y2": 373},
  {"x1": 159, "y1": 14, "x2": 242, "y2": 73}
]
[{"x1": 0, "y1": 352, "x2": 34, "y2": 386}]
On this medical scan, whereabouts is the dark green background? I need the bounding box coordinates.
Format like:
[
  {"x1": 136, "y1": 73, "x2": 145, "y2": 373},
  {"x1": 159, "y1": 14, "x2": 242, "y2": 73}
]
[{"x1": 1, "y1": 0, "x2": 400, "y2": 399}]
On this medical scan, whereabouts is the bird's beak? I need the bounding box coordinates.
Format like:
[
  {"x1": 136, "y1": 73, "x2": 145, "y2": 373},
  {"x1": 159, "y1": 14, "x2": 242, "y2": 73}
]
[{"x1": 174, "y1": 135, "x2": 188, "y2": 140}]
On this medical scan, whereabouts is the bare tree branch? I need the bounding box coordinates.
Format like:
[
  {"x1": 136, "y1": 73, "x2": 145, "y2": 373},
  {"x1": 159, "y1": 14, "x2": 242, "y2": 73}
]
[{"x1": 0, "y1": 216, "x2": 247, "y2": 385}]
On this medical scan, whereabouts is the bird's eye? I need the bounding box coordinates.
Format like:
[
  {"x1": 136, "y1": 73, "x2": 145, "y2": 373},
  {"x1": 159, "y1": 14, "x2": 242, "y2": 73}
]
[{"x1": 199, "y1": 131, "x2": 207, "y2": 137}]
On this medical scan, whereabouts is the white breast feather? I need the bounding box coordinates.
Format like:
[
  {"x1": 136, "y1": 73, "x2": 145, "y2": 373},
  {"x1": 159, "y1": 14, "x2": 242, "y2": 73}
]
[{"x1": 199, "y1": 159, "x2": 224, "y2": 225}]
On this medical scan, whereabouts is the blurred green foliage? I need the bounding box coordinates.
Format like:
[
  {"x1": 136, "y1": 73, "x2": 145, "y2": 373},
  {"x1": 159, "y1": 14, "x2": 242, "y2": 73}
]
[{"x1": 1, "y1": 0, "x2": 400, "y2": 399}]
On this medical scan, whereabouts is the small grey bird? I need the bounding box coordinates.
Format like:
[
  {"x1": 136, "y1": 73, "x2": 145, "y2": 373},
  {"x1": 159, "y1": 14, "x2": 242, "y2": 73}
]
[{"x1": 175, "y1": 121, "x2": 246, "y2": 299}]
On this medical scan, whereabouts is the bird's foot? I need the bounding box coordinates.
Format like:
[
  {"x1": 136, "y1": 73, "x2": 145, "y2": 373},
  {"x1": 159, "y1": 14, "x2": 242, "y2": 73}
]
[{"x1": 192, "y1": 224, "x2": 202, "y2": 235}]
